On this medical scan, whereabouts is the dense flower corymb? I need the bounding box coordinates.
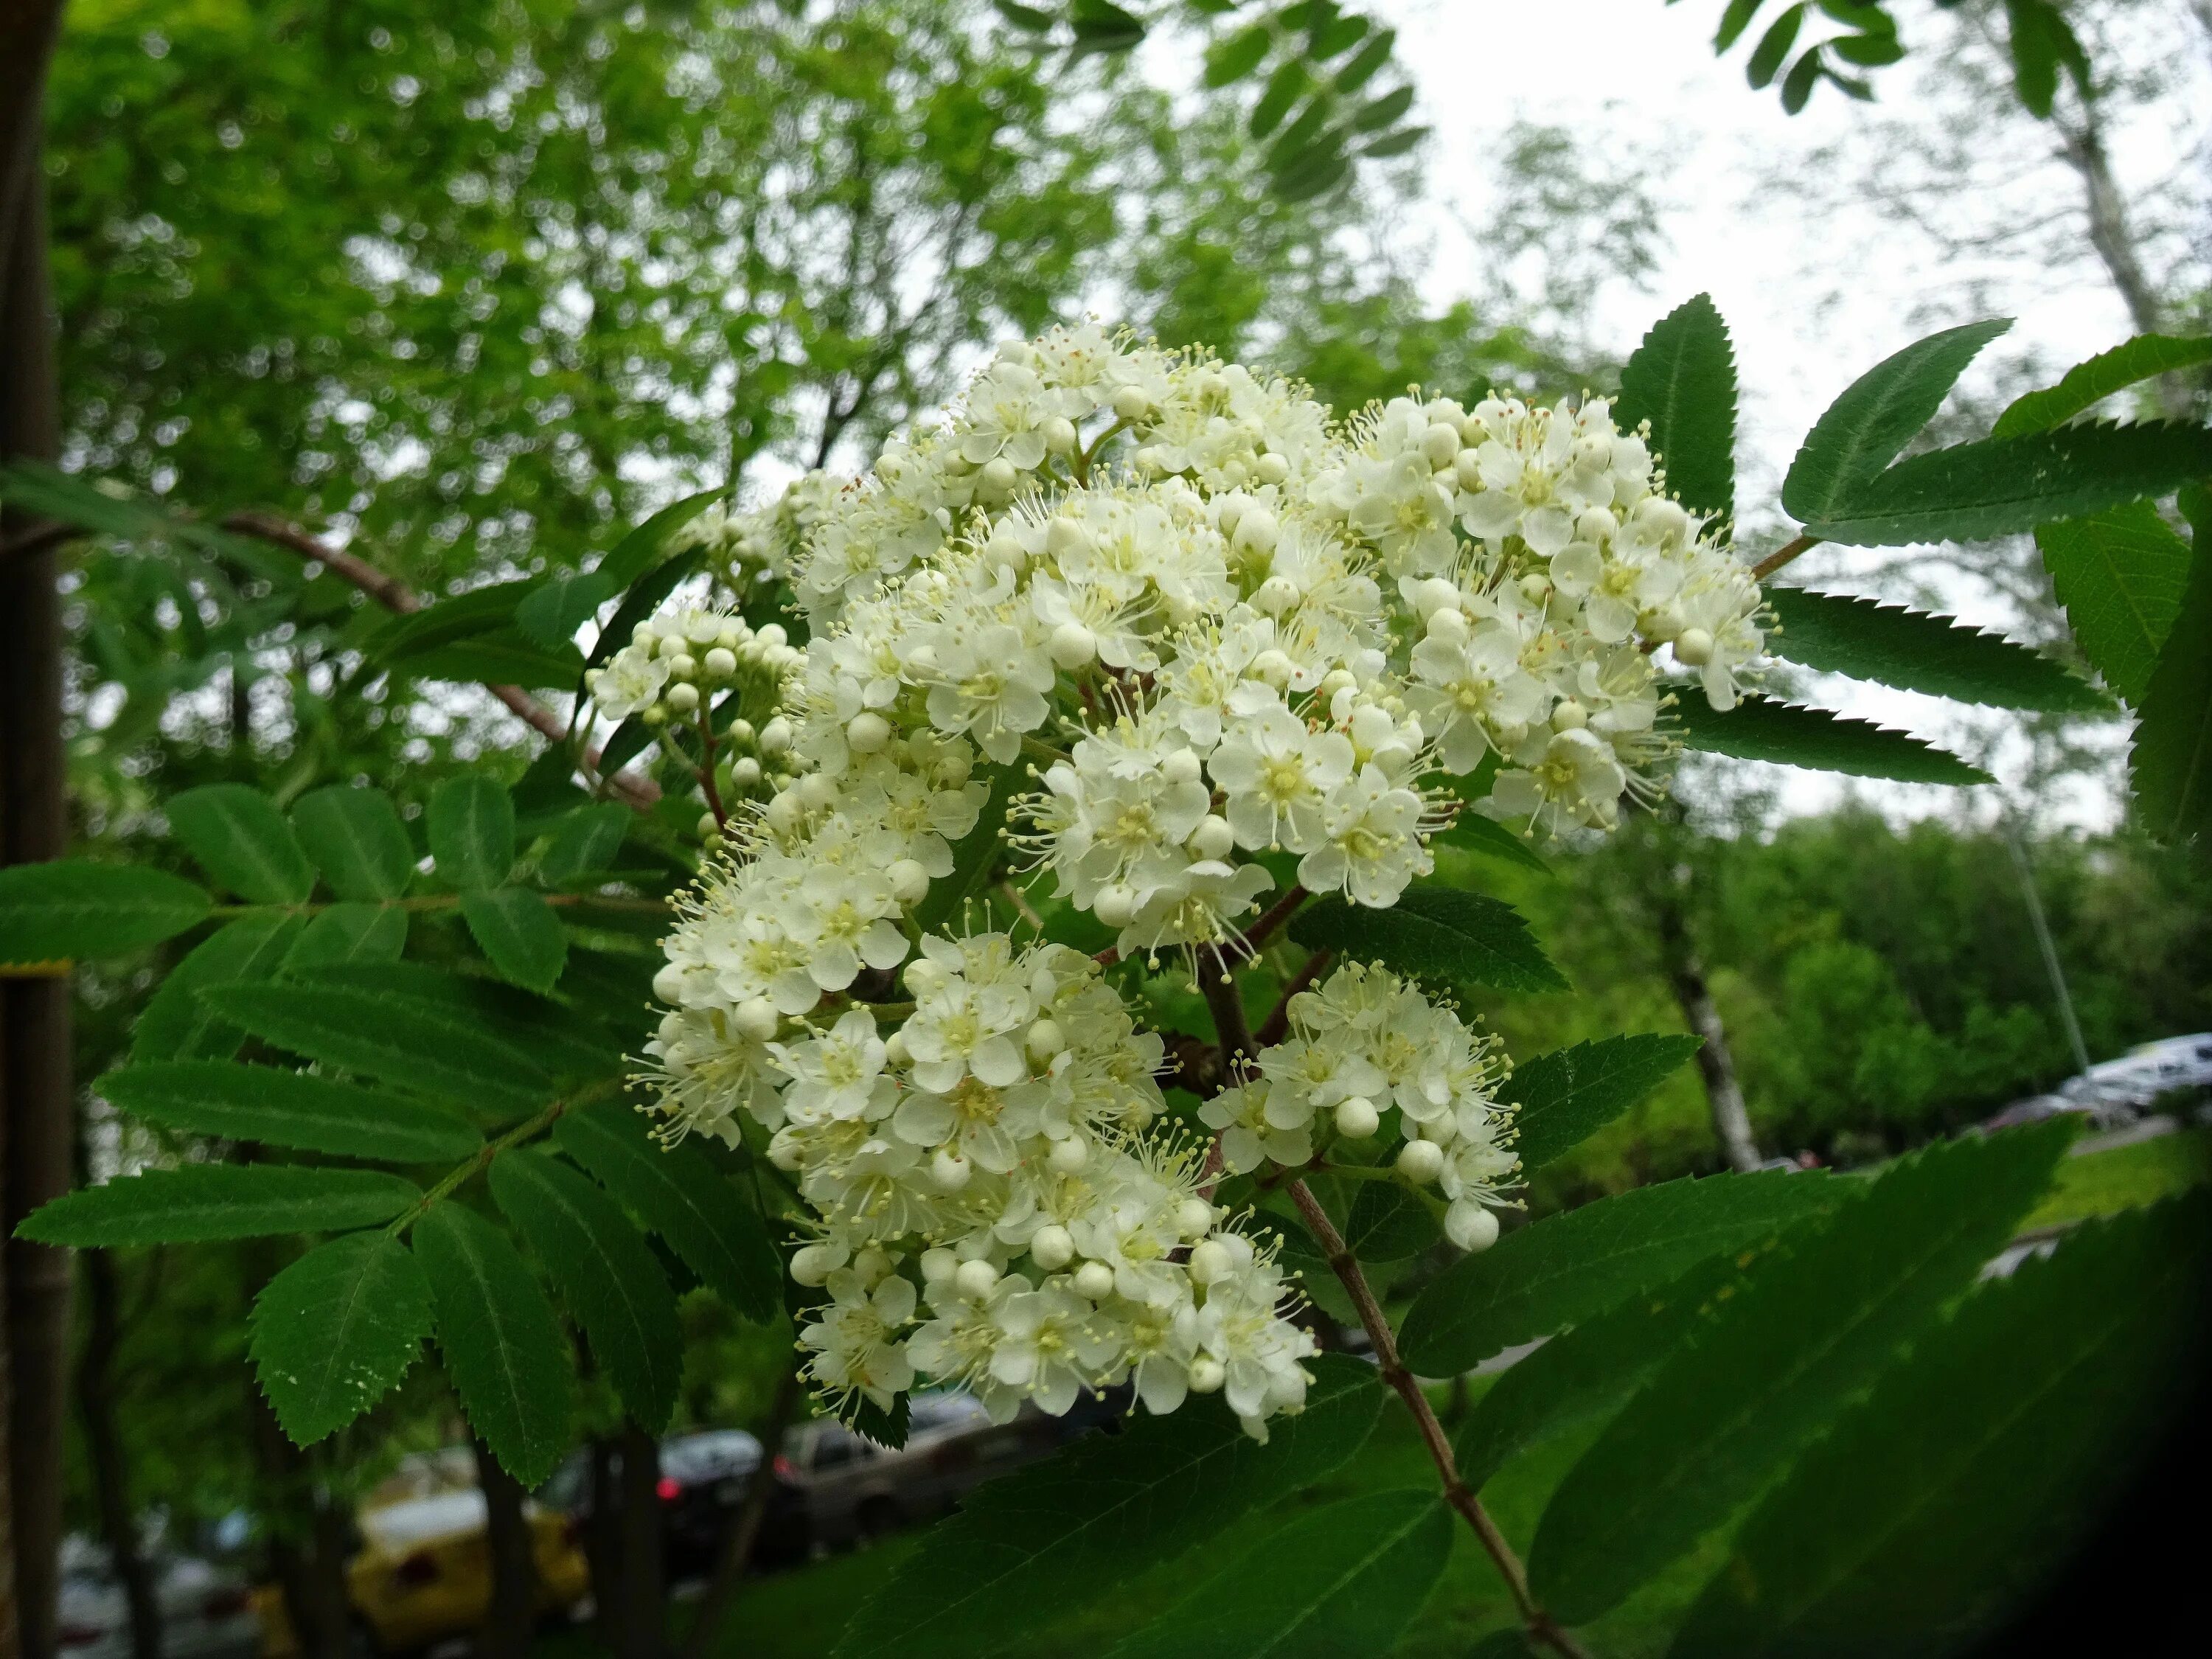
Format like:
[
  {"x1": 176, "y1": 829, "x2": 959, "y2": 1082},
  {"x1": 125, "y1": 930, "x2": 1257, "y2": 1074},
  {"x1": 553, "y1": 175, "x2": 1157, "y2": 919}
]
[{"x1": 627, "y1": 324, "x2": 1767, "y2": 1437}]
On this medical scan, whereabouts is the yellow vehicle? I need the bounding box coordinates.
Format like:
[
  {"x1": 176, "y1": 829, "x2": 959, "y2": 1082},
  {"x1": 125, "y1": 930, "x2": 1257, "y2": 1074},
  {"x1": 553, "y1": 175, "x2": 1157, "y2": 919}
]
[{"x1": 257, "y1": 1484, "x2": 589, "y2": 1658}]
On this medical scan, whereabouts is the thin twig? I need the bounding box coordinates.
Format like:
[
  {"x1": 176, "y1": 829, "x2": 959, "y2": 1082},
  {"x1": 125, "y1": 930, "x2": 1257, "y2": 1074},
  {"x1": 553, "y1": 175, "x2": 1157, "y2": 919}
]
[
  {"x1": 1751, "y1": 533, "x2": 1818, "y2": 580},
  {"x1": 1236, "y1": 883, "x2": 1309, "y2": 961},
  {"x1": 1256, "y1": 949, "x2": 1331, "y2": 1047},
  {"x1": 385, "y1": 1080, "x2": 619, "y2": 1236},
  {"x1": 1197, "y1": 945, "x2": 1253, "y2": 1068},
  {"x1": 1286, "y1": 1180, "x2": 1589, "y2": 1659}
]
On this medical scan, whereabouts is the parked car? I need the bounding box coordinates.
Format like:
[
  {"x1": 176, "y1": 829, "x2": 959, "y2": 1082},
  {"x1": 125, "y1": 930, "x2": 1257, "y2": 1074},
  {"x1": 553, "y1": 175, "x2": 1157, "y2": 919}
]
[
  {"x1": 58, "y1": 1535, "x2": 260, "y2": 1659},
  {"x1": 540, "y1": 1428, "x2": 797, "y2": 1582},
  {"x1": 256, "y1": 1460, "x2": 590, "y2": 1658},
  {"x1": 1986, "y1": 1034, "x2": 2212, "y2": 1132},
  {"x1": 776, "y1": 1390, "x2": 1057, "y2": 1552}
]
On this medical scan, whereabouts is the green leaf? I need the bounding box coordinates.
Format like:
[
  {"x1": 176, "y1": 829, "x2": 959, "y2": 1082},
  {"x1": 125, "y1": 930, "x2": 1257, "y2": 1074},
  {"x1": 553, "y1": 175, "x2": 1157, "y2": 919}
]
[
  {"x1": 290, "y1": 964, "x2": 627, "y2": 1090},
  {"x1": 1778, "y1": 41, "x2": 1823, "y2": 112},
  {"x1": 291, "y1": 787, "x2": 414, "y2": 902},
  {"x1": 1342, "y1": 1180, "x2": 1436, "y2": 1262},
  {"x1": 1399, "y1": 1169, "x2": 1851, "y2": 1375},
  {"x1": 911, "y1": 762, "x2": 1022, "y2": 938},
  {"x1": 1993, "y1": 333, "x2": 2212, "y2": 438},
  {"x1": 403, "y1": 631, "x2": 584, "y2": 689},
  {"x1": 0, "y1": 861, "x2": 212, "y2": 965},
  {"x1": 460, "y1": 889, "x2": 568, "y2": 993},
  {"x1": 834, "y1": 1355, "x2": 1388, "y2": 1659},
  {"x1": 1527, "y1": 1120, "x2": 2076, "y2": 1623},
  {"x1": 1248, "y1": 58, "x2": 1310, "y2": 138},
  {"x1": 2036, "y1": 503, "x2": 2193, "y2": 703},
  {"x1": 490, "y1": 1150, "x2": 681, "y2": 1432},
  {"x1": 133, "y1": 913, "x2": 305, "y2": 1063},
  {"x1": 1455, "y1": 1245, "x2": 1784, "y2": 1492},
  {"x1": 167, "y1": 785, "x2": 316, "y2": 905},
  {"x1": 1763, "y1": 587, "x2": 2107, "y2": 710},
  {"x1": 202, "y1": 983, "x2": 553, "y2": 1111},
  {"x1": 1782, "y1": 319, "x2": 2012, "y2": 524},
  {"x1": 515, "y1": 570, "x2": 615, "y2": 652},
  {"x1": 251, "y1": 1232, "x2": 435, "y2": 1444},
  {"x1": 1673, "y1": 695, "x2": 1992, "y2": 785},
  {"x1": 1745, "y1": 4, "x2": 1804, "y2": 89},
  {"x1": 1289, "y1": 887, "x2": 1567, "y2": 994},
  {"x1": 1204, "y1": 22, "x2": 1272, "y2": 87},
  {"x1": 1348, "y1": 83, "x2": 1413, "y2": 133},
  {"x1": 553, "y1": 1104, "x2": 781, "y2": 1323},
  {"x1": 1808, "y1": 420, "x2": 2212, "y2": 547},
  {"x1": 101, "y1": 1061, "x2": 480, "y2": 1162},
  {"x1": 1669, "y1": 1193, "x2": 2212, "y2": 1657},
  {"x1": 1714, "y1": 0, "x2": 1766, "y2": 52},
  {"x1": 1067, "y1": 0, "x2": 1144, "y2": 55},
  {"x1": 1434, "y1": 809, "x2": 1552, "y2": 874},
  {"x1": 17, "y1": 1164, "x2": 420, "y2": 1247},
  {"x1": 429, "y1": 776, "x2": 515, "y2": 891},
  {"x1": 538, "y1": 804, "x2": 631, "y2": 886},
  {"x1": 414, "y1": 1202, "x2": 573, "y2": 1486},
  {"x1": 369, "y1": 580, "x2": 537, "y2": 663},
  {"x1": 1615, "y1": 293, "x2": 1736, "y2": 523},
  {"x1": 2003, "y1": 0, "x2": 2090, "y2": 119},
  {"x1": 1101, "y1": 1490, "x2": 1453, "y2": 1659},
  {"x1": 2129, "y1": 524, "x2": 2212, "y2": 848},
  {"x1": 598, "y1": 489, "x2": 729, "y2": 591},
  {"x1": 283, "y1": 902, "x2": 408, "y2": 971},
  {"x1": 587, "y1": 546, "x2": 706, "y2": 672},
  {"x1": 1510, "y1": 1034, "x2": 1705, "y2": 1174}
]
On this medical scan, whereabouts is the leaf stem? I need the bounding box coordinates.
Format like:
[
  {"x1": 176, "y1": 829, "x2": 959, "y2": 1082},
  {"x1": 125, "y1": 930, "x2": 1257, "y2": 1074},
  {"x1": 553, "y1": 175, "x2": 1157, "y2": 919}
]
[
  {"x1": 386, "y1": 1079, "x2": 619, "y2": 1237},
  {"x1": 1751, "y1": 533, "x2": 1819, "y2": 580},
  {"x1": 1284, "y1": 1180, "x2": 1589, "y2": 1659}
]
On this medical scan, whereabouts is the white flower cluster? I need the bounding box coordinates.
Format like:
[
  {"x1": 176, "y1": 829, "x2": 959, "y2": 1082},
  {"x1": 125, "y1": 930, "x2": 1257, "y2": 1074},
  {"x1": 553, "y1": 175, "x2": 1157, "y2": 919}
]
[
  {"x1": 583, "y1": 603, "x2": 804, "y2": 728},
  {"x1": 670, "y1": 469, "x2": 844, "y2": 591},
  {"x1": 633, "y1": 324, "x2": 1765, "y2": 1437},
  {"x1": 1200, "y1": 961, "x2": 1519, "y2": 1251}
]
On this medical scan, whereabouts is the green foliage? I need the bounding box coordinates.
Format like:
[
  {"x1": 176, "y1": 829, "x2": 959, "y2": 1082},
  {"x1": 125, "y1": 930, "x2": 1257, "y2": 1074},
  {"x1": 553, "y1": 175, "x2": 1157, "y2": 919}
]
[
  {"x1": 2034, "y1": 504, "x2": 2193, "y2": 704},
  {"x1": 835, "y1": 1355, "x2": 1387, "y2": 1659},
  {"x1": 16, "y1": 1165, "x2": 421, "y2": 1248},
  {"x1": 2129, "y1": 509, "x2": 2212, "y2": 850},
  {"x1": 460, "y1": 889, "x2": 569, "y2": 993},
  {"x1": 131, "y1": 913, "x2": 305, "y2": 1063},
  {"x1": 412, "y1": 1202, "x2": 574, "y2": 1486},
  {"x1": 283, "y1": 903, "x2": 410, "y2": 970},
  {"x1": 1781, "y1": 319, "x2": 2011, "y2": 525},
  {"x1": 553, "y1": 1104, "x2": 783, "y2": 1324},
  {"x1": 1672, "y1": 696, "x2": 1991, "y2": 784},
  {"x1": 291, "y1": 787, "x2": 414, "y2": 902},
  {"x1": 1613, "y1": 293, "x2": 1736, "y2": 523},
  {"x1": 1805, "y1": 420, "x2": 2212, "y2": 548},
  {"x1": 1509, "y1": 1034, "x2": 1706, "y2": 1174},
  {"x1": 1671, "y1": 1194, "x2": 2212, "y2": 1655},
  {"x1": 490, "y1": 1150, "x2": 682, "y2": 1432},
  {"x1": 1526, "y1": 1121, "x2": 2074, "y2": 1622},
  {"x1": 1702, "y1": 0, "x2": 2081, "y2": 119},
  {"x1": 100, "y1": 1062, "x2": 480, "y2": 1164},
  {"x1": 1290, "y1": 887, "x2": 1567, "y2": 994},
  {"x1": 912, "y1": 763, "x2": 1025, "y2": 936},
  {"x1": 202, "y1": 983, "x2": 552, "y2": 1111},
  {"x1": 538, "y1": 804, "x2": 633, "y2": 886},
  {"x1": 1101, "y1": 1489, "x2": 1453, "y2": 1659},
  {"x1": 166, "y1": 785, "x2": 316, "y2": 905},
  {"x1": 1993, "y1": 333, "x2": 2212, "y2": 439},
  {"x1": 249, "y1": 1232, "x2": 435, "y2": 1445},
  {"x1": 1762, "y1": 586, "x2": 2107, "y2": 710},
  {"x1": 0, "y1": 860, "x2": 212, "y2": 964},
  {"x1": 1399, "y1": 1170, "x2": 1851, "y2": 1374},
  {"x1": 1433, "y1": 810, "x2": 1552, "y2": 874},
  {"x1": 428, "y1": 776, "x2": 517, "y2": 891}
]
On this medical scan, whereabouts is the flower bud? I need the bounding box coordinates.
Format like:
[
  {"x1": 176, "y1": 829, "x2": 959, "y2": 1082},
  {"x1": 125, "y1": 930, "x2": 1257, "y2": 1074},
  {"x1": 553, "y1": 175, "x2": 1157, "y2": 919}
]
[
  {"x1": 696, "y1": 810, "x2": 721, "y2": 839},
  {"x1": 980, "y1": 457, "x2": 1019, "y2": 495},
  {"x1": 1047, "y1": 1135, "x2": 1089, "y2": 1174},
  {"x1": 667, "y1": 681, "x2": 700, "y2": 714},
  {"x1": 1030, "y1": 1225, "x2": 1074, "y2": 1272},
  {"x1": 847, "y1": 711, "x2": 891, "y2": 754},
  {"x1": 1187, "y1": 1239, "x2": 1234, "y2": 1286},
  {"x1": 1334, "y1": 1096, "x2": 1380, "y2": 1138},
  {"x1": 904, "y1": 958, "x2": 947, "y2": 996},
  {"x1": 1073, "y1": 1262, "x2": 1116, "y2": 1301},
  {"x1": 1551, "y1": 698, "x2": 1588, "y2": 731},
  {"x1": 1175, "y1": 1198, "x2": 1215, "y2": 1239},
  {"x1": 933, "y1": 1148, "x2": 973, "y2": 1192},
  {"x1": 1092, "y1": 885, "x2": 1136, "y2": 928},
  {"x1": 1187, "y1": 1357, "x2": 1225, "y2": 1394},
  {"x1": 1251, "y1": 575, "x2": 1299, "y2": 616},
  {"x1": 1189, "y1": 815, "x2": 1234, "y2": 861},
  {"x1": 953, "y1": 1259, "x2": 1001, "y2": 1301},
  {"x1": 887, "y1": 858, "x2": 929, "y2": 906},
  {"x1": 796, "y1": 772, "x2": 838, "y2": 810},
  {"x1": 1026, "y1": 1018, "x2": 1065, "y2": 1062},
  {"x1": 1251, "y1": 649, "x2": 1293, "y2": 689},
  {"x1": 759, "y1": 716, "x2": 793, "y2": 754},
  {"x1": 1519, "y1": 573, "x2": 1552, "y2": 602},
  {"x1": 1111, "y1": 384, "x2": 1154, "y2": 422},
  {"x1": 793, "y1": 1244, "x2": 845, "y2": 1287},
  {"x1": 730, "y1": 757, "x2": 762, "y2": 788},
  {"x1": 1424, "y1": 421, "x2": 1462, "y2": 469},
  {"x1": 920, "y1": 1247, "x2": 960, "y2": 1284},
  {"x1": 1454, "y1": 449, "x2": 1486, "y2": 490},
  {"x1": 854, "y1": 1245, "x2": 893, "y2": 1284},
  {"x1": 1674, "y1": 627, "x2": 1716, "y2": 667},
  {"x1": 1253, "y1": 452, "x2": 1290, "y2": 485},
  {"x1": 763, "y1": 790, "x2": 804, "y2": 834},
  {"x1": 732, "y1": 998, "x2": 779, "y2": 1042},
  {"x1": 1397, "y1": 1138, "x2": 1446, "y2": 1185},
  {"x1": 1446, "y1": 1201, "x2": 1502, "y2": 1253},
  {"x1": 652, "y1": 963, "x2": 688, "y2": 1004},
  {"x1": 631, "y1": 621, "x2": 658, "y2": 648},
  {"x1": 1231, "y1": 507, "x2": 1279, "y2": 555},
  {"x1": 1425, "y1": 607, "x2": 1470, "y2": 647},
  {"x1": 884, "y1": 1030, "x2": 910, "y2": 1067},
  {"x1": 1164, "y1": 748, "x2": 1202, "y2": 785},
  {"x1": 727, "y1": 717, "x2": 757, "y2": 745},
  {"x1": 1043, "y1": 416, "x2": 1078, "y2": 455},
  {"x1": 1049, "y1": 622, "x2": 1097, "y2": 669},
  {"x1": 703, "y1": 647, "x2": 737, "y2": 678},
  {"x1": 757, "y1": 623, "x2": 788, "y2": 650}
]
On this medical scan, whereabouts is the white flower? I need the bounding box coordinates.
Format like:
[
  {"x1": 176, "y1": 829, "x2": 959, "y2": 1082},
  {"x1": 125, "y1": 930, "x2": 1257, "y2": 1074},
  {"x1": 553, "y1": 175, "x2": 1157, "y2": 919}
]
[
  {"x1": 799, "y1": 1271, "x2": 917, "y2": 1411},
  {"x1": 1207, "y1": 702, "x2": 1353, "y2": 852}
]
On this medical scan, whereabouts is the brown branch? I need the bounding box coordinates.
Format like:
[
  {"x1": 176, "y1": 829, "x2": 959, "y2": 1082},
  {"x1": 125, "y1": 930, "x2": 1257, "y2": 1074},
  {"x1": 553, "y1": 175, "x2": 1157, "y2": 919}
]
[
  {"x1": 1751, "y1": 534, "x2": 1818, "y2": 580},
  {"x1": 1197, "y1": 945, "x2": 1253, "y2": 1071},
  {"x1": 1235, "y1": 883, "x2": 1309, "y2": 961},
  {"x1": 218, "y1": 511, "x2": 660, "y2": 809},
  {"x1": 1257, "y1": 949, "x2": 1332, "y2": 1048},
  {"x1": 1286, "y1": 1180, "x2": 1589, "y2": 1659}
]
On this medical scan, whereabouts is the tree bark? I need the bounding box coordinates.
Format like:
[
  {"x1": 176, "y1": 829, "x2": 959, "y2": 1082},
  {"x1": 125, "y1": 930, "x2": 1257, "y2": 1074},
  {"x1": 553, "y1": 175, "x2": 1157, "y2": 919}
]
[
  {"x1": 677, "y1": 1366, "x2": 801, "y2": 1659},
  {"x1": 76, "y1": 1250, "x2": 162, "y2": 1659},
  {"x1": 1, "y1": 8, "x2": 75, "y2": 1655},
  {"x1": 612, "y1": 1427, "x2": 665, "y2": 1659},
  {"x1": 470, "y1": 1434, "x2": 539, "y2": 1659},
  {"x1": 1655, "y1": 898, "x2": 1764, "y2": 1174}
]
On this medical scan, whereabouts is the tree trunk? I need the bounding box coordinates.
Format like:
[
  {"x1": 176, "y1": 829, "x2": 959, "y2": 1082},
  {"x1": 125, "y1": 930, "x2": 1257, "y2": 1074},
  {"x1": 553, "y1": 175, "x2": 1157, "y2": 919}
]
[
  {"x1": 1655, "y1": 899, "x2": 1764, "y2": 1174},
  {"x1": 583, "y1": 1439, "x2": 622, "y2": 1649},
  {"x1": 678, "y1": 1366, "x2": 801, "y2": 1659},
  {"x1": 245, "y1": 1379, "x2": 352, "y2": 1659},
  {"x1": 77, "y1": 1250, "x2": 162, "y2": 1659},
  {"x1": 1, "y1": 8, "x2": 75, "y2": 1655},
  {"x1": 470, "y1": 1433, "x2": 539, "y2": 1659},
  {"x1": 612, "y1": 1427, "x2": 665, "y2": 1659}
]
